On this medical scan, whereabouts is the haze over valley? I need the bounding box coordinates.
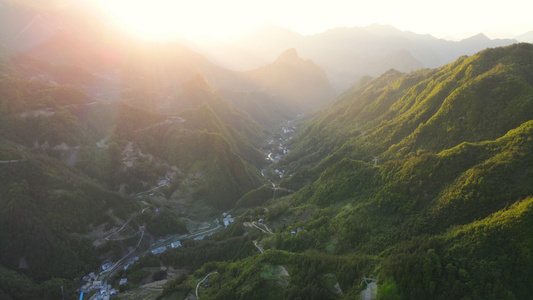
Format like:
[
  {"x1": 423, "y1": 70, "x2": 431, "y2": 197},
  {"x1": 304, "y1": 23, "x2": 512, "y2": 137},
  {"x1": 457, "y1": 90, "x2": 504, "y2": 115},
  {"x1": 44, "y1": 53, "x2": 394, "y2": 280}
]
[{"x1": 1, "y1": 1, "x2": 533, "y2": 299}]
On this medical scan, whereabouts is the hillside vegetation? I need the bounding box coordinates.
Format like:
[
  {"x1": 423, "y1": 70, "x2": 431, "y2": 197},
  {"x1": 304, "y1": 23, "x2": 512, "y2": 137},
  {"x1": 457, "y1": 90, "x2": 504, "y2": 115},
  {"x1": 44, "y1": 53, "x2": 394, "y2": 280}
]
[
  {"x1": 0, "y1": 43, "x2": 269, "y2": 298},
  {"x1": 162, "y1": 43, "x2": 533, "y2": 300},
  {"x1": 114, "y1": 76, "x2": 267, "y2": 208}
]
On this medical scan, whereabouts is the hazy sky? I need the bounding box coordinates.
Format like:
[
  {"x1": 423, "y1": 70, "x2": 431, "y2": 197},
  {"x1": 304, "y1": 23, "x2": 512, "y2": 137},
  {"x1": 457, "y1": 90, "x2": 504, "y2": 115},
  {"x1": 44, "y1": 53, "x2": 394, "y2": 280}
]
[{"x1": 95, "y1": 0, "x2": 533, "y2": 40}]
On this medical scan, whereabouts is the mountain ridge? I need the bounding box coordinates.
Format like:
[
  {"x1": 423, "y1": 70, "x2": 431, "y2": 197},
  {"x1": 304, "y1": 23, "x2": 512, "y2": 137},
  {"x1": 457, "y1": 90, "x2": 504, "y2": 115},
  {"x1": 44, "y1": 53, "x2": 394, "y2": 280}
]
[
  {"x1": 189, "y1": 24, "x2": 519, "y2": 91},
  {"x1": 180, "y1": 43, "x2": 533, "y2": 299}
]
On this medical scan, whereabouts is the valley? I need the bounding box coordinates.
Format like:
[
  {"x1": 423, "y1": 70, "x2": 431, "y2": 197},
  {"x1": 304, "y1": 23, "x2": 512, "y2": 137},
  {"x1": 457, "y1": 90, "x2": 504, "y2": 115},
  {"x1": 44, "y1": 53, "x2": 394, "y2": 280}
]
[
  {"x1": 68, "y1": 119, "x2": 297, "y2": 299},
  {"x1": 1, "y1": 1, "x2": 533, "y2": 300}
]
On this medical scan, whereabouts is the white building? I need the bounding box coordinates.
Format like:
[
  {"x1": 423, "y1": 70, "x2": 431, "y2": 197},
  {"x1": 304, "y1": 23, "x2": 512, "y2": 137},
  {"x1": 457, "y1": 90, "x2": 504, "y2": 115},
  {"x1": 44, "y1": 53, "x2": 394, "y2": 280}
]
[
  {"x1": 101, "y1": 262, "x2": 113, "y2": 271},
  {"x1": 151, "y1": 246, "x2": 167, "y2": 255}
]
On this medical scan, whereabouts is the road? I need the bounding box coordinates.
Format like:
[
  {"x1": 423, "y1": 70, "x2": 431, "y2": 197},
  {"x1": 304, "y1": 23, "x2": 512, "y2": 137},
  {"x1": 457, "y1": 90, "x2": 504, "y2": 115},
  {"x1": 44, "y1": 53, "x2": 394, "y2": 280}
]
[
  {"x1": 195, "y1": 272, "x2": 216, "y2": 299},
  {"x1": 253, "y1": 240, "x2": 265, "y2": 253},
  {"x1": 251, "y1": 222, "x2": 274, "y2": 234},
  {"x1": 144, "y1": 222, "x2": 222, "y2": 253},
  {"x1": 99, "y1": 230, "x2": 145, "y2": 281},
  {"x1": 0, "y1": 159, "x2": 26, "y2": 164},
  {"x1": 87, "y1": 202, "x2": 221, "y2": 292},
  {"x1": 105, "y1": 213, "x2": 139, "y2": 241},
  {"x1": 131, "y1": 183, "x2": 167, "y2": 197},
  {"x1": 88, "y1": 221, "x2": 223, "y2": 299},
  {"x1": 360, "y1": 282, "x2": 377, "y2": 300},
  {"x1": 260, "y1": 223, "x2": 274, "y2": 234}
]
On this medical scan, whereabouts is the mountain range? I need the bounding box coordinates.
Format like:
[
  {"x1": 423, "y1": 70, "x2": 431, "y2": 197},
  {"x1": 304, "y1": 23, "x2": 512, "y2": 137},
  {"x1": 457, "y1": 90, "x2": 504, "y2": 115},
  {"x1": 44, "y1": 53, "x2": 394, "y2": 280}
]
[
  {"x1": 189, "y1": 24, "x2": 519, "y2": 91},
  {"x1": 0, "y1": 0, "x2": 336, "y2": 118},
  {"x1": 1, "y1": 0, "x2": 533, "y2": 299}
]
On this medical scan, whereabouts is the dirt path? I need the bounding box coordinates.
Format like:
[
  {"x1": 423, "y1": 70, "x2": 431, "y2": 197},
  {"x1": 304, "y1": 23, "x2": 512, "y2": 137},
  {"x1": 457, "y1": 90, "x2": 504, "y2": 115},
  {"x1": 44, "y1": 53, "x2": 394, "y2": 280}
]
[
  {"x1": 360, "y1": 282, "x2": 377, "y2": 300},
  {"x1": 261, "y1": 223, "x2": 275, "y2": 234},
  {"x1": 253, "y1": 240, "x2": 265, "y2": 253},
  {"x1": 246, "y1": 221, "x2": 274, "y2": 235},
  {"x1": 195, "y1": 272, "x2": 216, "y2": 299},
  {"x1": 251, "y1": 230, "x2": 291, "y2": 287}
]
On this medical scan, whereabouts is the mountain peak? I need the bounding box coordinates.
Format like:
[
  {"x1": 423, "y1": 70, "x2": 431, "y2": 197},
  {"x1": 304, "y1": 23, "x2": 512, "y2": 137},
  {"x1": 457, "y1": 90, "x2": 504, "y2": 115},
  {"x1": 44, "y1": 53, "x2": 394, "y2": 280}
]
[
  {"x1": 463, "y1": 33, "x2": 490, "y2": 42},
  {"x1": 275, "y1": 48, "x2": 300, "y2": 64},
  {"x1": 364, "y1": 24, "x2": 402, "y2": 35}
]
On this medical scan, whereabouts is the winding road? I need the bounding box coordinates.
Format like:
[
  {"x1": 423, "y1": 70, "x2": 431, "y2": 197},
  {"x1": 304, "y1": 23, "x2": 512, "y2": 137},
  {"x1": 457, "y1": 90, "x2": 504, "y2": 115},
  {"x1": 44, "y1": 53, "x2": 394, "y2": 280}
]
[{"x1": 195, "y1": 272, "x2": 217, "y2": 299}]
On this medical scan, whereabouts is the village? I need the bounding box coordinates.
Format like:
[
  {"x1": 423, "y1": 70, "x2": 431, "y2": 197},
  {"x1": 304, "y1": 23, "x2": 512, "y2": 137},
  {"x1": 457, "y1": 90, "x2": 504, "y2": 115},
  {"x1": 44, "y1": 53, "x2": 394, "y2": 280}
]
[
  {"x1": 77, "y1": 210, "x2": 237, "y2": 299},
  {"x1": 78, "y1": 120, "x2": 295, "y2": 299}
]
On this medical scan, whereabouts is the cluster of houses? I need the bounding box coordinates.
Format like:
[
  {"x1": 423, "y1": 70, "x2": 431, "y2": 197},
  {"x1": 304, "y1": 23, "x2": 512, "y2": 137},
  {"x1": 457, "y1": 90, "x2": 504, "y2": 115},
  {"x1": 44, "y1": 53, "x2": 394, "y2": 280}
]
[
  {"x1": 149, "y1": 240, "x2": 181, "y2": 255},
  {"x1": 222, "y1": 212, "x2": 235, "y2": 227},
  {"x1": 270, "y1": 142, "x2": 291, "y2": 163},
  {"x1": 269, "y1": 146, "x2": 291, "y2": 162},
  {"x1": 122, "y1": 256, "x2": 139, "y2": 270},
  {"x1": 281, "y1": 126, "x2": 294, "y2": 135},
  {"x1": 96, "y1": 285, "x2": 118, "y2": 299},
  {"x1": 78, "y1": 204, "x2": 249, "y2": 298},
  {"x1": 80, "y1": 272, "x2": 98, "y2": 291},
  {"x1": 265, "y1": 122, "x2": 294, "y2": 163},
  {"x1": 274, "y1": 169, "x2": 286, "y2": 178},
  {"x1": 80, "y1": 273, "x2": 117, "y2": 296}
]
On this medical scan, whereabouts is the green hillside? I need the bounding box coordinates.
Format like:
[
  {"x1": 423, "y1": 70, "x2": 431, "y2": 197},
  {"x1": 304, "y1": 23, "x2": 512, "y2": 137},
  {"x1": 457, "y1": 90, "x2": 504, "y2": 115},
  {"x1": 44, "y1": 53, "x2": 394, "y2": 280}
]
[
  {"x1": 0, "y1": 52, "x2": 268, "y2": 298},
  {"x1": 283, "y1": 43, "x2": 533, "y2": 298},
  {"x1": 114, "y1": 78, "x2": 267, "y2": 208},
  {"x1": 159, "y1": 44, "x2": 533, "y2": 300},
  {"x1": 281, "y1": 43, "x2": 533, "y2": 187}
]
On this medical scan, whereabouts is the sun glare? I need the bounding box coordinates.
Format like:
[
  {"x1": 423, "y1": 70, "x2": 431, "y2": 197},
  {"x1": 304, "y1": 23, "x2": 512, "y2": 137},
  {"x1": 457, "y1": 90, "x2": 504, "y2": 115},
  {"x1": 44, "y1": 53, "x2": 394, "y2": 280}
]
[
  {"x1": 94, "y1": 0, "x2": 251, "y2": 40},
  {"x1": 93, "y1": 0, "x2": 533, "y2": 42}
]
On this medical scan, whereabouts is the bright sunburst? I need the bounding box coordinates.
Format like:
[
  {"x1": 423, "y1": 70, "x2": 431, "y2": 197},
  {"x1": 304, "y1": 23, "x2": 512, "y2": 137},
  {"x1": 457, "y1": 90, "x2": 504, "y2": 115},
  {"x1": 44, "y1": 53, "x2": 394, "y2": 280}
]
[
  {"x1": 94, "y1": 0, "x2": 256, "y2": 40},
  {"x1": 93, "y1": 0, "x2": 533, "y2": 41}
]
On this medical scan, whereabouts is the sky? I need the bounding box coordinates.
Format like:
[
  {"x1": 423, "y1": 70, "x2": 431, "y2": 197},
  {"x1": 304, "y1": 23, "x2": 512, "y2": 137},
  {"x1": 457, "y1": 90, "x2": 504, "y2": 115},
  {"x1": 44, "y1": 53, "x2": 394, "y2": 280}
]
[{"x1": 93, "y1": 0, "x2": 533, "y2": 41}]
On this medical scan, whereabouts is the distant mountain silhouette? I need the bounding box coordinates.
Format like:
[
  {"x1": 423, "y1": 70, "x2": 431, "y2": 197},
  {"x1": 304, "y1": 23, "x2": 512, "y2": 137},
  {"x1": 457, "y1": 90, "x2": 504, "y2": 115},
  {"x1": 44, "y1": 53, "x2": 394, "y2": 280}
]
[
  {"x1": 242, "y1": 48, "x2": 336, "y2": 111},
  {"x1": 188, "y1": 24, "x2": 304, "y2": 71},
  {"x1": 119, "y1": 45, "x2": 335, "y2": 117},
  {"x1": 516, "y1": 31, "x2": 533, "y2": 43},
  {"x1": 190, "y1": 24, "x2": 518, "y2": 92}
]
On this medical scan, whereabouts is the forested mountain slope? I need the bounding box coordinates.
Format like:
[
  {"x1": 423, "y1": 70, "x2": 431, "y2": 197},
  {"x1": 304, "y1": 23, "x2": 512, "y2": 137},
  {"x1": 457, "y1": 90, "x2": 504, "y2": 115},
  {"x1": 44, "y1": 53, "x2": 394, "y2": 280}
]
[
  {"x1": 0, "y1": 47, "x2": 268, "y2": 298},
  {"x1": 280, "y1": 43, "x2": 533, "y2": 299},
  {"x1": 114, "y1": 76, "x2": 267, "y2": 208},
  {"x1": 160, "y1": 43, "x2": 533, "y2": 299},
  {"x1": 0, "y1": 75, "x2": 140, "y2": 298},
  {"x1": 282, "y1": 43, "x2": 533, "y2": 187}
]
